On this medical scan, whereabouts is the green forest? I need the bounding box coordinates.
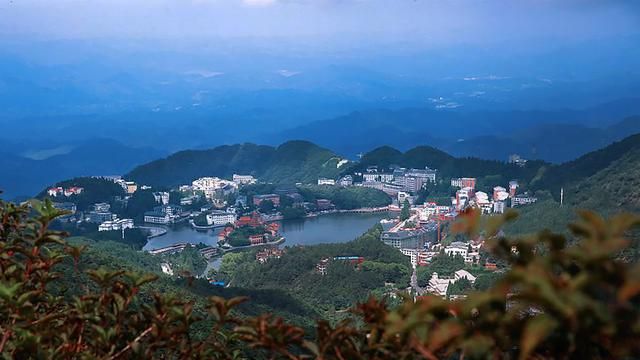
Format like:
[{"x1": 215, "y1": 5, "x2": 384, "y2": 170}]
[
  {"x1": 125, "y1": 141, "x2": 344, "y2": 187},
  {"x1": 218, "y1": 225, "x2": 411, "y2": 320}
]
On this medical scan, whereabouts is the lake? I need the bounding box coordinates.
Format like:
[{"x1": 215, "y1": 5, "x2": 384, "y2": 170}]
[{"x1": 143, "y1": 212, "x2": 389, "y2": 251}]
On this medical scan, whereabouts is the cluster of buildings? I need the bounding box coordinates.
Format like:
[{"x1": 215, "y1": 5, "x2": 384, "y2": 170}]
[
  {"x1": 314, "y1": 166, "x2": 438, "y2": 198},
  {"x1": 357, "y1": 166, "x2": 438, "y2": 195},
  {"x1": 144, "y1": 205, "x2": 184, "y2": 224},
  {"x1": 47, "y1": 186, "x2": 84, "y2": 197},
  {"x1": 184, "y1": 174, "x2": 255, "y2": 201},
  {"x1": 99, "y1": 176, "x2": 139, "y2": 194},
  {"x1": 426, "y1": 270, "x2": 477, "y2": 298},
  {"x1": 218, "y1": 212, "x2": 281, "y2": 247},
  {"x1": 380, "y1": 215, "x2": 435, "y2": 249},
  {"x1": 87, "y1": 202, "x2": 116, "y2": 224},
  {"x1": 452, "y1": 178, "x2": 537, "y2": 214},
  {"x1": 191, "y1": 177, "x2": 238, "y2": 200},
  {"x1": 98, "y1": 218, "x2": 134, "y2": 232},
  {"x1": 256, "y1": 247, "x2": 284, "y2": 263}
]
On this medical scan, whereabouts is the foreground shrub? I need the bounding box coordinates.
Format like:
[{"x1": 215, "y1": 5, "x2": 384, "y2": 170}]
[{"x1": 1, "y1": 198, "x2": 639, "y2": 359}]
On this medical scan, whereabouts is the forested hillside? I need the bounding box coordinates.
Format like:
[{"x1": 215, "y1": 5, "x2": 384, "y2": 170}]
[
  {"x1": 56, "y1": 237, "x2": 320, "y2": 331},
  {"x1": 506, "y1": 144, "x2": 640, "y2": 237},
  {"x1": 348, "y1": 144, "x2": 545, "y2": 189},
  {"x1": 218, "y1": 225, "x2": 411, "y2": 321},
  {"x1": 126, "y1": 140, "x2": 344, "y2": 187},
  {"x1": 530, "y1": 133, "x2": 640, "y2": 196}
]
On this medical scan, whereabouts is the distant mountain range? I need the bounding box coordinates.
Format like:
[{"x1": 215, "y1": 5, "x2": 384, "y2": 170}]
[
  {"x1": 4, "y1": 125, "x2": 640, "y2": 202},
  {"x1": 124, "y1": 133, "x2": 640, "y2": 203},
  {"x1": 0, "y1": 139, "x2": 164, "y2": 200},
  {"x1": 274, "y1": 100, "x2": 640, "y2": 163}
]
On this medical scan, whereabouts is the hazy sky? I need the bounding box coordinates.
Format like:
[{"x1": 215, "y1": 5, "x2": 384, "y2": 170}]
[{"x1": 1, "y1": 0, "x2": 638, "y2": 47}]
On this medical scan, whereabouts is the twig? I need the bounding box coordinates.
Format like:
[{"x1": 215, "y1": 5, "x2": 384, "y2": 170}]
[{"x1": 109, "y1": 326, "x2": 153, "y2": 360}]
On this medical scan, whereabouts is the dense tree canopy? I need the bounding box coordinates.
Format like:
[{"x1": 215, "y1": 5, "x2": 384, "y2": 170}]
[
  {"x1": 1, "y1": 197, "x2": 640, "y2": 359},
  {"x1": 298, "y1": 185, "x2": 391, "y2": 210}
]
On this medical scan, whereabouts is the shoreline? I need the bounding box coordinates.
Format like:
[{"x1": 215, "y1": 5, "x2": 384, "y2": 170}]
[
  {"x1": 189, "y1": 219, "x2": 227, "y2": 230},
  {"x1": 144, "y1": 208, "x2": 389, "y2": 251},
  {"x1": 220, "y1": 236, "x2": 286, "y2": 253},
  {"x1": 138, "y1": 225, "x2": 168, "y2": 239},
  {"x1": 263, "y1": 206, "x2": 390, "y2": 223}
]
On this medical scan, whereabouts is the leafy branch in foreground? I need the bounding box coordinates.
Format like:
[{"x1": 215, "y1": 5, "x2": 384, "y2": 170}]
[{"x1": 1, "y1": 198, "x2": 639, "y2": 359}]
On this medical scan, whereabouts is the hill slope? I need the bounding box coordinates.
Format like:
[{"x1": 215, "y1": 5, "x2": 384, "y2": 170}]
[
  {"x1": 350, "y1": 144, "x2": 546, "y2": 189},
  {"x1": 566, "y1": 148, "x2": 640, "y2": 213},
  {"x1": 530, "y1": 133, "x2": 640, "y2": 196},
  {"x1": 506, "y1": 144, "x2": 640, "y2": 236},
  {"x1": 126, "y1": 140, "x2": 345, "y2": 187}
]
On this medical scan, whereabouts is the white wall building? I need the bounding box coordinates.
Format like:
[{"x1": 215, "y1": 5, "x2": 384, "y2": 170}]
[
  {"x1": 98, "y1": 218, "x2": 134, "y2": 232},
  {"x1": 318, "y1": 178, "x2": 336, "y2": 186},
  {"x1": 233, "y1": 174, "x2": 257, "y2": 185},
  {"x1": 206, "y1": 211, "x2": 237, "y2": 226},
  {"x1": 427, "y1": 270, "x2": 477, "y2": 298},
  {"x1": 444, "y1": 241, "x2": 468, "y2": 258},
  {"x1": 153, "y1": 192, "x2": 170, "y2": 205}
]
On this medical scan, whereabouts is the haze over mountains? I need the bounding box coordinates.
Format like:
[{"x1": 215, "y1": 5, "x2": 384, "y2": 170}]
[{"x1": 1, "y1": 0, "x2": 640, "y2": 199}]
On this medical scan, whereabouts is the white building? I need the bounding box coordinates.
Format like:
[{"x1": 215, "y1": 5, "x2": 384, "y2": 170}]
[
  {"x1": 338, "y1": 175, "x2": 353, "y2": 187},
  {"x1": 144, "y1": 212, "x2": 170, "y2": 224},
  {"x1": 363, "y1": 173, "x2": 393, "y2": 183},
  {"x1": 233, "y1": 174, "x2": 256, "y2": 185},
  {"x1": 206, "y1": 211, "x2": 237, "y2": 226},
  {"x1": 444, "y1": 241, "x2": 468, "y2": 258},
  {"x1": 93, "y1": 202, "x2": 111, "y2": 212},
  {"x1": 512, "y1": 193, "x2": 538, "y2": 207},
  {"x1": 318, "y1": 178, "x2": 336, "y2": 186},
  {"x1": 98, "y1": 218, "x2": 134, "y2": 232},
  {"x1": 400, "y1": 248, "x2": 433, "y2": 268},
  {"x1": 400, "y1": 248, "x2": 419, "y2": 268},
  {"x1": 427, "y1": 270, "x2": 477, "y2": 298},
  {"x1": 379, "y1": 173, "x2": 394, "y2": 183},
  {"x1": 473, "y1": 191, "x2": 493, "y2": 214},
  {"x1": 444, "y1": 241, "x2": 480, "y2": 264},
  {"x1": 192, "y1": 177, "x2": 238, "y2": 199},
  {"x1": 153, "y1": 192, "x2": 170, "y2": 205}
]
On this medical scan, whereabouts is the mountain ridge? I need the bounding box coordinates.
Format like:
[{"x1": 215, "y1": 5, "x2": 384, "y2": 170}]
[{"x1": 125, "y1": 140, "x2": 344, "y2": 188}]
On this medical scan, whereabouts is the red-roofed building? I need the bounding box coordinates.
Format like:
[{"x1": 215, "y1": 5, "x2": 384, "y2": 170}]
[
  {"x1": 484, "y1": 262, "x2": 498, "y2": 271},
  {"x1": 47, "y1": 187, "x2": 64, "y2": 197},
  {"x1": 249, "y1": 234, "x2": 265, "y2": 245},
  {"x1": 64, "y1": 187, "x2": 84, "y2": 196},
  {"x1": 236, "y1": 212, "x2": 263, "y2": 227},
  {"x1": 218, "y1": 226, "x2": 234, "y2": 242}
]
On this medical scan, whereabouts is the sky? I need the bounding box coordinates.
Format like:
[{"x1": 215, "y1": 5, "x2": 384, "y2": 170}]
[{"x1": 0, "y1": 0, "x2": 638, "y2": 48}]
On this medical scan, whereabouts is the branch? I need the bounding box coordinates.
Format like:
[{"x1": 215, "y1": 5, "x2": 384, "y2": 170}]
[{"x1": 109, "y1": 326, "x2": 153, "y2": 360}]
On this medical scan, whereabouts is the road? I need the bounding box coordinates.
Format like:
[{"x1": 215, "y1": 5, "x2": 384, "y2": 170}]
[{"x1": 410, "y1": 266, "x2": 426, "y2": 296}]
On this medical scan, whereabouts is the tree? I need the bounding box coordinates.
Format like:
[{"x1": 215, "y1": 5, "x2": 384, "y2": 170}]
[
  {"x1": 123, "y1": 189, "x2": 157, "y2": 220},
  {"x1": 474, "y1": 272, "x2": 502, "y2": 291},
  {"x1": 258, "y1": 199, "x2": 275, "y2": 213},
  {"x1": 400, "y1": 199, "x2": 411, "y2": 221},
  {"x1": 446, "y1": 277, "x2": 472, "y2": 298}
]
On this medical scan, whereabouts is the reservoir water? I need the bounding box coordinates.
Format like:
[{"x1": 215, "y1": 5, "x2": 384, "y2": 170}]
[{"x1": 143, "y1": 212, "x2": 389, "y2": 251}]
